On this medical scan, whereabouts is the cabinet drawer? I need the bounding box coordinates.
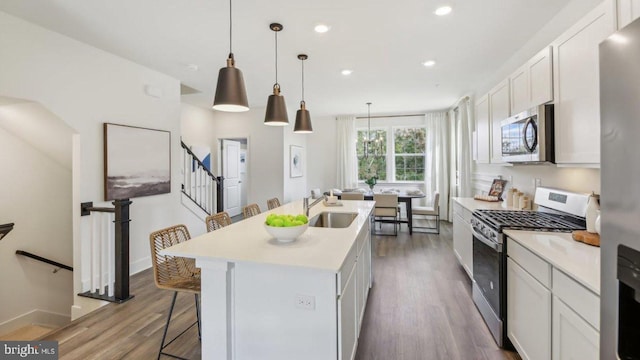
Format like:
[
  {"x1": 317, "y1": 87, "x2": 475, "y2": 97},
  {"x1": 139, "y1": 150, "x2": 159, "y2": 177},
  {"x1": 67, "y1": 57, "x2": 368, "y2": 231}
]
[
  {"x1": 337, "y1": 242, "x2": 357, "y2": 295},
  {"x1": 453, "y1": 202, "x2": 473, "y2": 223},
  {"x1": 508, "y1": 238, "x2": 551, "y2": 288},
  {"x1": 552, "y1": 268, "x2": 600, "y2": 330}
]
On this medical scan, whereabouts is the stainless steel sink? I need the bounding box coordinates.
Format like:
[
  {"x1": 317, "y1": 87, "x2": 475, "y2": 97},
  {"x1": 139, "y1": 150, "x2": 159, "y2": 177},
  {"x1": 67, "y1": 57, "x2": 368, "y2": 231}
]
[{"x1": 308, "y1": 212, "x2": 358, "y2": 228}]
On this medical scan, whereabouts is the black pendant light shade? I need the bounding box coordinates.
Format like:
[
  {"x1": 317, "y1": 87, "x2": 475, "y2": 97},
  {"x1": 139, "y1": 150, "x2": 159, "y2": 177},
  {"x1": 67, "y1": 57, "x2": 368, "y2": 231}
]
[
  {"x1": 265, "y1": 84, "x2": 289, "y2": 126},
  {"x1": 294, "y1": 54, "x2": 313, "y2": 133},
  {"x1": 213, "y1": 54, "x2": 249, "y2": 112},
  {"x1": 264, "y1": 23, "x2": 289, "y2": 126},
  {"x1": 212, "y1": 0, "x2": 249, "y2": 112}
]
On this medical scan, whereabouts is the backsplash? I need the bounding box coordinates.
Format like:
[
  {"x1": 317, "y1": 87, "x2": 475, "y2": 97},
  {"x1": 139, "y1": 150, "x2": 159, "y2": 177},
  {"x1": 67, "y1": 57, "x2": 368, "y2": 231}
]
[{"x1": 473, "y1": 164, "x2": 600, "y2": 200}]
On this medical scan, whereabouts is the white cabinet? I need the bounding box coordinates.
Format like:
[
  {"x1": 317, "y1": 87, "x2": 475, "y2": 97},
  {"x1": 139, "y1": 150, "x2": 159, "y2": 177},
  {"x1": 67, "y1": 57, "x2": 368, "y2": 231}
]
[
  {"x1": 552, "y1": 1, "x2": 616, "y2": 166},
  {"x1": 510, "y1": 65, "x2": 529, "y2": 115},
  {"x1": 338, "y1": 261, "x2": 357, "y2": 360},
  {"x1": 552, "y1": 296, "x2": 600, "y2": 360},
  {"x1": 618, "y1": 0, "x2": 640, "y2": 29},
  {"x1": 489, "y1": 80, "x2": 510, "y2": 164},
  {"x1": 452, "y1": 202, "x2": 473, "y2": 278},
  {"x1": 507, "y1": 258, "x2": 552, "y2": 360},
  {"x1": 475, "y1": 94, "x2": 490, "y2": 164},
  {"x1": 528, "y1": 46, "x2": 554, "y2": 107},
  {"x1": 356, "y1": 228, "x2": 371, "y2": 328},
  {"x1": 510, "y1": 46, "x2": 553, "y2": 116},
  {"x1": 507, "y1": 237, "x2": 601, "y2": 360}
]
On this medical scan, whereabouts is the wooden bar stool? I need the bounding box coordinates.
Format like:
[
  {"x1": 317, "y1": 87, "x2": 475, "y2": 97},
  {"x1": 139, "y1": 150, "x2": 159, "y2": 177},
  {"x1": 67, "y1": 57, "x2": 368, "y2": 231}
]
[
  {"x1": 242, "y1": 203, "x2": 261, "y2": 219},
  {"x1": 205, "y1": 211, "x2": 232, "y2": 232}
]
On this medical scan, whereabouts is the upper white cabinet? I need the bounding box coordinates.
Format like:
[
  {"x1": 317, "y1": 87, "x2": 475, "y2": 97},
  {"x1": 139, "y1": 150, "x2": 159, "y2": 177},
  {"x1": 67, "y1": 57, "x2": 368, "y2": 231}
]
[
  {"x1": 528, "y1": 47, "x2": 554, "y2": 107},
  {"x1": 489, "y1": 80, "x2": 510, "y2": 164},
  {"x1": 510, "y1": 46, "x2": 553, "y2": 116},
  {"x1": 618, "y1": 0, "x2": 640, "y2": 29},
  {"x1": 475, "y1": 94, "x2": 490, "y2": 164},
  {"x1": 552, "y1": 1, "x2": 616, "y2": 166}
]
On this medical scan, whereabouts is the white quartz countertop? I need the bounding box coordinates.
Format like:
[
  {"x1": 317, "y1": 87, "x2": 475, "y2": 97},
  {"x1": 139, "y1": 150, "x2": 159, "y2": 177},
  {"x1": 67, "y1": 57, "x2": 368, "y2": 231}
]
[
  {"x1": 504, "y1": 230, "x2": 601, "y2": 295},
  {"x1": 162, "y1": 200, "x2": 375, "y2": 273},
  {"x1": 453, "y1": 197, "x2": 520, "y2": 212}
]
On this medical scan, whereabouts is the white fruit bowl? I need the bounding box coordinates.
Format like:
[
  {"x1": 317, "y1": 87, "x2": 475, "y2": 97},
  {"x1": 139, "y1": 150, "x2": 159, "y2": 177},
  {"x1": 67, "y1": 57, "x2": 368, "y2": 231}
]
[{"x1": 264, "y1": 223, "x2": 308, "y2": 243}]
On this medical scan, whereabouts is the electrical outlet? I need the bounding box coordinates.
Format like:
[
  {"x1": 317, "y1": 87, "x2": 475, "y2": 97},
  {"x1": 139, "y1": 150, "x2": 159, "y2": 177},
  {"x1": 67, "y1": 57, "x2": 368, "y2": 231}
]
[
  {"x1": 295, "y1": 294, "x2": 316, "y2": 310},
  {"x1": 534, "y1": 178, "x2": 542, "y2": 188}
]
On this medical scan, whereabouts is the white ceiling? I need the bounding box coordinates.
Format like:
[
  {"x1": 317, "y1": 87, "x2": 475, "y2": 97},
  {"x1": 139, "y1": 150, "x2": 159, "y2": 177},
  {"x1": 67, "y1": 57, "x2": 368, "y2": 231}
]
[{"x1": 0, "y1": 0, "x2": 572, "y2": 116}]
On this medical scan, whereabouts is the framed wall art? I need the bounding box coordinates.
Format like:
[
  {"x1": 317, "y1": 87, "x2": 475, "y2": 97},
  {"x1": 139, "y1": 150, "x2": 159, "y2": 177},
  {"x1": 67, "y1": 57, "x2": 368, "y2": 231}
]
[
  {"x1": 290, "y1": 145, "x2": 303, "y2": 178},
  {"x1": 104, "y1": 123, "x2": 171, "y2": 200}
]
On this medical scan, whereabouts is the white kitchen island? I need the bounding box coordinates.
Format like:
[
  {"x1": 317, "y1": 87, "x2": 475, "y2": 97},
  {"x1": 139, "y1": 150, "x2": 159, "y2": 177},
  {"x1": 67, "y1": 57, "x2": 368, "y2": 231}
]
[{"x1": 163, "y1": 200, "x2": 375, "y2": 360}]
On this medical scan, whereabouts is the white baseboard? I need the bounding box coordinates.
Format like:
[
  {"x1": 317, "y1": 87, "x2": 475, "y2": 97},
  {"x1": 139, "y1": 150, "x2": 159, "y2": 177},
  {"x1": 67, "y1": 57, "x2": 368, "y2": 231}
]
[
  {"x1": 0, "y1": 309, "x2": 70, "y2": 335},
  {"x1": 130, "y1": 256, "x2": 150, "y2": 275}
]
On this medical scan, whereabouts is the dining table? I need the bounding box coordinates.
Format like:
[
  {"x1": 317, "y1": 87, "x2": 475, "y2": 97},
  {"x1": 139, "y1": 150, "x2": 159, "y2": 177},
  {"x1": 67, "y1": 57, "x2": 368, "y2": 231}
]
[{"x1": 336, "y1": 191, "x2": 426, "y2": 234}]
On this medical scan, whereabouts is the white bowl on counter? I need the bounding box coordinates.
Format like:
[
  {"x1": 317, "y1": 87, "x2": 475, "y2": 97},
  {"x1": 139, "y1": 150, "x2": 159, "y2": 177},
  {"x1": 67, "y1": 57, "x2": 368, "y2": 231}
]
[{"x1": 263, "y1": 223, "x2": 308, "y2": 243}]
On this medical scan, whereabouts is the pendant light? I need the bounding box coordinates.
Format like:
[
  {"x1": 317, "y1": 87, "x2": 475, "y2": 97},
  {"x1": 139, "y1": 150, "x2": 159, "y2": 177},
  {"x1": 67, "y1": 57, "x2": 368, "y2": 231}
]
[
  {"x1": 264, "y1": 23, "x2": 289, "y2": 126},
  {"x1": 363, "y1": 102, "x2": 381, "y2": 158},
  {"x1": 294, "y1": 54, "x2": 313, "y2": 133},
  {"x1": 212, "y1": 0, "x2": 249, "y2": 112}
]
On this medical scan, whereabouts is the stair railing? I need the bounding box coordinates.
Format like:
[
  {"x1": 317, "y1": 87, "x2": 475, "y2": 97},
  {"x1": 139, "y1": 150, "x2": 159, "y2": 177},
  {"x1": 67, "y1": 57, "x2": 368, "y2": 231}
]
[
  {"x1": 181, "y1": 141, "x2": 224, "y2": 215},
  {"x1": 78, "y1": 199, "x2": 133, "y2": 303},
  {"x1": 16, "y1": 250, "x2": 73, "y2": 273}
]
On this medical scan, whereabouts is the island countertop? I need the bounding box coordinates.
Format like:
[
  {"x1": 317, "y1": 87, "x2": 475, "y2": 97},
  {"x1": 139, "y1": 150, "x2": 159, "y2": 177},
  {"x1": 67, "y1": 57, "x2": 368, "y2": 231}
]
[{"x1": 162, "y1": 200, "x2": 375, "y2": 272}]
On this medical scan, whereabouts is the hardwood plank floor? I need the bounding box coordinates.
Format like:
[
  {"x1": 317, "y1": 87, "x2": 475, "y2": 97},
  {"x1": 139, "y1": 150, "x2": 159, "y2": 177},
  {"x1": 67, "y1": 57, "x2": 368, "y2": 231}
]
[{"x1": 43, "y1": 221, "x2": 519, "y2": 360}]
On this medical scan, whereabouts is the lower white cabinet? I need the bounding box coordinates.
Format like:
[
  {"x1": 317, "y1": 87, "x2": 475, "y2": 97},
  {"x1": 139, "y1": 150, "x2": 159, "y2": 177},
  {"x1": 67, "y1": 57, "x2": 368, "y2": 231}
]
[
  {"x1": 338, "y1": 262, "x2": 357, "y2": 360},
  {"x1": 552, "y1": 296, "x2": 600, "y2": 360},
  {"x1": 507, "y1": 258, "x2": 552, "y2": 360},
  {"x1": 452, "y1": 203, "x2": 473, "y2": 278}
]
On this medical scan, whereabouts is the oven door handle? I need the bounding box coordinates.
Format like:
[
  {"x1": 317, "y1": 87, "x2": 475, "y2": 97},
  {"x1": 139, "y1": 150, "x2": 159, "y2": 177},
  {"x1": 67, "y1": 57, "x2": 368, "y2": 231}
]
[{"x1": 472, "y1": 228, "x2": 503, "y2": 252}]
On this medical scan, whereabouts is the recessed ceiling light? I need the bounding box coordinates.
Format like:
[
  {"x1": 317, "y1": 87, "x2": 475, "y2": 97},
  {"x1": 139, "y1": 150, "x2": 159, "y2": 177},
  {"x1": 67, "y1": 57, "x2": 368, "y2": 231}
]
[
  {"x1": 434, "y1": 6, "x2": 452, "y2": 16},
  {"x1": 422, "y1": 60, "x2": 436, "y2": 67},
  {"x1": 314, "y1": 24, "x2": 330, "y2": 33},
  {"x1": 341, "y1": 69, "x2": 353, "y2": 75},
  {"x1": 185, "y1": 63, "x2": 199, "y2": 71}
]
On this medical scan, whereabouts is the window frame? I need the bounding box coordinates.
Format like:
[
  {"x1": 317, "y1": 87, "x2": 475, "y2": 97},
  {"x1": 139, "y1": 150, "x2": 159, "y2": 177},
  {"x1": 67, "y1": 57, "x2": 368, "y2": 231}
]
[{"x1": 355, "y1": 124, "x2": 427, "y2": 184}]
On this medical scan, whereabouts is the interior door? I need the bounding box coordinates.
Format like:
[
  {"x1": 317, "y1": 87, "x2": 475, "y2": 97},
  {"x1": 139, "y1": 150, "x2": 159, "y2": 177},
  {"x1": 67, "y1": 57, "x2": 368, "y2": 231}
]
[{"x1": 222, "y1": 139, "x2": 242, "y2": 217}]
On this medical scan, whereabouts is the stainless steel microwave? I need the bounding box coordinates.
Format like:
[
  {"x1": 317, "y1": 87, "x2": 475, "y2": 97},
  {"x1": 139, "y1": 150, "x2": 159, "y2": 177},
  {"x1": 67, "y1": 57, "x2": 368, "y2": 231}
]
[{"x1": 500, "y1": 104, "x2": 554, "y2": 164}]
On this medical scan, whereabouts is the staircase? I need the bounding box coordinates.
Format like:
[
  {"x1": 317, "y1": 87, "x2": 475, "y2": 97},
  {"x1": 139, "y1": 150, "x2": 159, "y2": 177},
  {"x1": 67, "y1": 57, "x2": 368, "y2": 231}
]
[
  {"x1": 181, "y1": 141, "x2": 224, "y2": 215},
  {"x1": 0, "y1": 324, "x2": 58, "y2": 341}
]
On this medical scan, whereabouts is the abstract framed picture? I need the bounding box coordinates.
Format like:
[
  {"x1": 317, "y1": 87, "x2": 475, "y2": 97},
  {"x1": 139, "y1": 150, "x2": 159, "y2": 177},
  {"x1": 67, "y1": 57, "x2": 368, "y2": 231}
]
[
  {"x1": 290, "y1": 145, "x2": 303, "y2": 178},
  {"x1": 104, "y1": 123, "x2": 171, "y2": 200}
]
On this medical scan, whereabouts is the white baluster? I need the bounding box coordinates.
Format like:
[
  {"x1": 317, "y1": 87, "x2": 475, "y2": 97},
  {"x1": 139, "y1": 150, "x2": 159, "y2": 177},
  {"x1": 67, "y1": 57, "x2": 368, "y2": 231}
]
[{"x1": 107, "y1": 213, "x2": 115, "y2": 297}]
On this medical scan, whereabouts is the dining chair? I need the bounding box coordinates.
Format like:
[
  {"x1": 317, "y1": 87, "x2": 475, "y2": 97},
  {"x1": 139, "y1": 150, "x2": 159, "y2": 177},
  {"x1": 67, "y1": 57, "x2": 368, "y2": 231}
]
[
  {"x1": 267, "y1": 197, "x2": 281, "y2": 210},
  {"x1": 243, "y1": 203, "x2": 261, "y2": 219},
  {"x1": 373, "y1": 194, "x2": 400, "y2": 236},
  {"x1": 205, "y1": 211, "x2": 232, "y2": 232},
  {"x1": 149, "y1": 224, "x2": 201, "y2": 360},
  {"x1": 412, "y1": 192, "x2": 440, "y2": 234},
  {"x1": 341, "y1": 192, "x2": 365, "y2": 200}
]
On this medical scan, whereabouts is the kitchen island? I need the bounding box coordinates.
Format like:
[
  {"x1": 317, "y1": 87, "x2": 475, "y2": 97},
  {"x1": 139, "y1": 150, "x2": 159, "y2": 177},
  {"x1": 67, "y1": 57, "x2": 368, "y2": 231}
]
[{"x1": 163, "y1": 200, "x2": 375, "y2": 360}]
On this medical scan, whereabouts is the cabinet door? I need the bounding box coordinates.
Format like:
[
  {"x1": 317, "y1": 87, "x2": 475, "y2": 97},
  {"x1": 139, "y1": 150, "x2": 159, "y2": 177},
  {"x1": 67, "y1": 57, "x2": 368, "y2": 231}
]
[
  {"x1": 475, "y1": 95, "x2": 490, "y2": 164},
  {"x1": 453, "y1": 213, "x2": 473, "y2": 278},
  {"x1": 489, "y1": 80, "x2": 510, "y2": 164},
  {"x1": 507, "y1": 258, "x2": 551, "y2": 360},
  {"x1": 553, "y1": 2, "x2": 615, "y2": 165},
  {"x1": 338, "y1": 263, "x2": 357, "y2": 360},
  {"x1": 552, "y1": 296, "x2": 600, "y2": 360},
  {"x1": 618, "y1": 0, "x2": 640, "y2": 29},
  {"x1": 510, "y1": 65, "x2": 529, "y2": 115},
  {"x1": 529, "y1": 46, "x2": 553, "y2": 106},
  {"x1": 356, "y1": 246, "x2": 366, "y2": 329}
]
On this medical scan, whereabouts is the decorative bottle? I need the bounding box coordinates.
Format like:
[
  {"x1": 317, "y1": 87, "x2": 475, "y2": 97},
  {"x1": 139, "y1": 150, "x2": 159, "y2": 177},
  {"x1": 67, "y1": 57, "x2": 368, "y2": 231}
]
[{"x1": 586, "y1": 193, "x2": 600, "y2": 233}]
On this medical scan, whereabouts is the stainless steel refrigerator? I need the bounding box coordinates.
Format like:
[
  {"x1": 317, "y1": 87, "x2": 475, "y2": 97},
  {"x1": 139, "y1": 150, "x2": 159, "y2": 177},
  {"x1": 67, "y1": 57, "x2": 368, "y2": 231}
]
[{"x1": 600, "y1": 16, "x2": 640, "y2": 360}]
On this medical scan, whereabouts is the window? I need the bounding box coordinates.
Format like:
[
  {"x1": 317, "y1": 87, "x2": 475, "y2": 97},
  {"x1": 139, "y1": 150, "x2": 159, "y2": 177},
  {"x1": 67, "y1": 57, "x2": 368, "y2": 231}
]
[
  {"x1": 394, "y1": 128, "x2": 425, "y2": 181},
  {"x1": 357, "y1": 129, "x2": 387, "y2": 181},
  {"x1": 356, "y1": 126, "x2": 426, "y2": 183}
]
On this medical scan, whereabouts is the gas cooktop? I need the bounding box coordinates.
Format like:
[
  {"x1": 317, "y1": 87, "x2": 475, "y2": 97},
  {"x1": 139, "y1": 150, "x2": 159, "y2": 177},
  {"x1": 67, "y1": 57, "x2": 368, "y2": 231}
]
[{"x1": 473, "y1": 209, "x2": 586, "y2": 232}]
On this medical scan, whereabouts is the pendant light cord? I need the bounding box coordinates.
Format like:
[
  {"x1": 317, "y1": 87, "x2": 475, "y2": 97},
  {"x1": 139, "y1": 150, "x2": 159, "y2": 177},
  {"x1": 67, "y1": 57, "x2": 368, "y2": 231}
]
[
  {"x1": 301, "y1": 59, "x2": 305, "y2": 102},
  {"x1": 229, "y1": 0, "x2": 233, "y2": 55},
  {"x1": 274, "y1": 31, "x2": 279, "y2": 86}
]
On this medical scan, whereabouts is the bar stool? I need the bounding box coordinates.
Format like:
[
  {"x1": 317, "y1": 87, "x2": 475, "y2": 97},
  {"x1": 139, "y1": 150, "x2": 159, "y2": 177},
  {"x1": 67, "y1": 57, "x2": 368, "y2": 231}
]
[
  {"x1": 243, "y1": 203, "x2": 261, "y2": 219},
  {"x1": 267, "y1": 197, "x2": 281, "y2": 210},
  {"x1": 205, "y1": 211, "x2": 232, "y2": 232}
]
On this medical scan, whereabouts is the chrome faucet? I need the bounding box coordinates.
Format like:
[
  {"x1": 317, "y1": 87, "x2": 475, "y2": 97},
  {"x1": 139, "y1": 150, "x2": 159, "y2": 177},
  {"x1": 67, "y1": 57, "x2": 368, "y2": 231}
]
[{"x1": 303, "y1": 195, "x2": 325, "y2": 217}]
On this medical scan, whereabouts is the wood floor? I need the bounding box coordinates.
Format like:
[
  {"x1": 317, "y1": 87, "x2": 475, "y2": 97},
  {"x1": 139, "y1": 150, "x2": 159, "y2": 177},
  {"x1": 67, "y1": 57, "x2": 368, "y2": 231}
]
[{"x1": 42, "y1": 222, "x2": 520, "y2": 360}]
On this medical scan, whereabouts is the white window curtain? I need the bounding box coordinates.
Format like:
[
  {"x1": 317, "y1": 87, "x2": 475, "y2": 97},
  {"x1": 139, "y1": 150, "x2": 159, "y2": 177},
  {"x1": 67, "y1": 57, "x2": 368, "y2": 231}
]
[
  {"x1": 424, "y1": 112, "x2": 451, "y2": 221},
  {"x1": 336, "y1": 116, "x2": 358, "y2": 190}
]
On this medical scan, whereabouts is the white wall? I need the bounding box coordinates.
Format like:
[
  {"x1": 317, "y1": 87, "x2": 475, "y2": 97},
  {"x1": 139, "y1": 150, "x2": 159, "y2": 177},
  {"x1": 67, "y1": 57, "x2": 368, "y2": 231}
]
[
  {"x1": 282, "y1": 122, "x2": 308, "y2": 203},
  {"x1": 181, "y1": 104, "x2": 286, "y2": 213},
  {"x1": 0, "y1": 11, "x2": 184, "y2": 318},
  {"x1": 306, "y1": 115, "x2": 337, "y2": 193},
  {"x1": 0, "y1": 125, "x2": 73, "y2": 331}
]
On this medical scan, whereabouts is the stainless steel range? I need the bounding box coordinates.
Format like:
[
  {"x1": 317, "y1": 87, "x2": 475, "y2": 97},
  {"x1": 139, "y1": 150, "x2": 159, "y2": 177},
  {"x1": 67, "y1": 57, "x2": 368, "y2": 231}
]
[{"x1": 470, "y1": 187, "x2": 590, "y2": 347}]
